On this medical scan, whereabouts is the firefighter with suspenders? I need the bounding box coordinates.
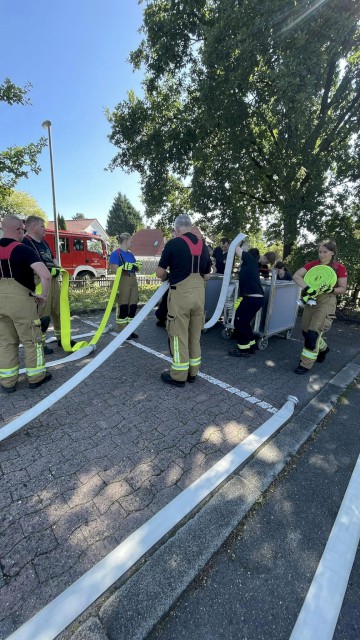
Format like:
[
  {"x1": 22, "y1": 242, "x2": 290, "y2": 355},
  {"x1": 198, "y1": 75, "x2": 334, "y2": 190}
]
[
  {"x1": 0, "y1": 215, "x2": 52, "y2": 392},
  {"x1": 23, "y1": 215, "x2": 64, "y2": 353},
  {"x1": 108, "y1": 232, "x2": 142, "y2": 338},
  {"x1": 156, "y1": 214, "x2": 212, "y2": 387}
]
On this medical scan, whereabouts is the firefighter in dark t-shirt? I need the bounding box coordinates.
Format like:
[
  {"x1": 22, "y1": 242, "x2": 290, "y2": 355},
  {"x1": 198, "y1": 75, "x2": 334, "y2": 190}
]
[
  {"x1": 156, "y1": 215, "x2": 211, "y2": 387},
  {"x1": 23, "y1": 215, "x2": 63, "y2": 353},
  {"x1": 0, "y1": 215, "x2": 52, "y2": 392}
]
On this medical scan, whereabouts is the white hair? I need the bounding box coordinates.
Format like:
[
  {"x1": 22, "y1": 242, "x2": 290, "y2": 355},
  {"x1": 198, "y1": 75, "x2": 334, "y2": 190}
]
[{"x1": 174, "y1": 214, "x2": 192, "y2": 230}]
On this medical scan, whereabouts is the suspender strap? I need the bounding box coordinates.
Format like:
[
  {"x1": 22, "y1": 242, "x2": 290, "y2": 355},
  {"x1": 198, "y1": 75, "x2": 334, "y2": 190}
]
[
  {"x1": 0, "y1": 242, "x2": 22, "y2": 279},
  {"x1": 0, "y1": 241, "x2": 22, "y2": 260},
  {"x1": 180, "y1": 235, "x2": 203, "y2": 274}
]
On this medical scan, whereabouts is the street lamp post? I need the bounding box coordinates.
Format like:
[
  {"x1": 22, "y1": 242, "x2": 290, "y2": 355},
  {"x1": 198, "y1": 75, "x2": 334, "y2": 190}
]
[{"x1": 41, "y1": 120, "x2": 61, "y2": 265}]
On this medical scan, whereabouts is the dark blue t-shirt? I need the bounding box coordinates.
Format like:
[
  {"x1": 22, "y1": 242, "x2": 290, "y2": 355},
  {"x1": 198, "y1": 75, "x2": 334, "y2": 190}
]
[{"x1": 239, "y1": 251, "x2": 264, "y2": 296}]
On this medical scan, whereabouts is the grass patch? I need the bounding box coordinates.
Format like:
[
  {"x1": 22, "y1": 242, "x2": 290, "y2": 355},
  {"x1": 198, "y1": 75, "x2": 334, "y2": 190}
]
[{"x1": 69, "y1": 283, "x2": 159, "y2": 314}]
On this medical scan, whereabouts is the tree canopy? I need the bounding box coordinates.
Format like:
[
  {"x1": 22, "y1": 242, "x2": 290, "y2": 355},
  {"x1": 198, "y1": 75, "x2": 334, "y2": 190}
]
[
  {"x1": 0, "y1": 78, "x2": 47, "y2": 200},
  {"x1": 108, "y1": 0, "x2": 360, "y2": 256},
  {"x1": 0, "y1": 190, "x2": 47, "y2": 221},
  {"x1": 105, "y1": 192, "x2": 143, "y2": 236},
  {"x1": 72, "y1": 212, "x2": 85, "y2": 220}
]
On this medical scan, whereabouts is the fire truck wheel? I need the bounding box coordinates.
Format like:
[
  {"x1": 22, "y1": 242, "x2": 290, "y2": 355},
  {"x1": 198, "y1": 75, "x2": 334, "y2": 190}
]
[{"x1": 76, "y1": 271, "x2": 95, "y2": 281}]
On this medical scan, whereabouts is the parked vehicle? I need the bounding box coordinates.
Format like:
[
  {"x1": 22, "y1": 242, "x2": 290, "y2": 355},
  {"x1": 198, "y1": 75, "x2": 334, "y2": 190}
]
[{"x1": 45, "y1": 230, "x2": 107, "y2": 279}]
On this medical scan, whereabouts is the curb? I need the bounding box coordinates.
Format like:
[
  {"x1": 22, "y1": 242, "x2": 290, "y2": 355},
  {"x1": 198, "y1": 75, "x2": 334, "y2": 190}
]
[{"x1": 65, "y1": 356, "x2": 360, "y2": 640}]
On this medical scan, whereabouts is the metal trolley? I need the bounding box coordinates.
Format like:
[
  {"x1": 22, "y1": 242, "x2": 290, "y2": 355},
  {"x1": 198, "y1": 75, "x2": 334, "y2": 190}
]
[{"x1": 207, "y1": 271, "x2": 300, "y2": 350}]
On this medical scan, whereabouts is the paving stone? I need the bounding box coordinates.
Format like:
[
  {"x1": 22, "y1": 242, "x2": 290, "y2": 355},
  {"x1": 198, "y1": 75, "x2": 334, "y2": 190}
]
[
  {"x1": 93, "y1": 480, "x2": 133, "y2": 515},
  {"x1": 52, "y1": 502, "x2": 99, "y2": 543},
  {"x1": 63, "y1": 474, "x2": 106, "y2": 508},
  {"x1": 119, "y1": 484, "x2": 156, "y2": 514},
  {"x1": 79, "y1": 503, "x2": 127, "y2": 544},
  {"x1": 50, "y1": 453, "x2": 89, "y2": 478},
  {"x1": 0, "y1": 520, "x2": 24, "y2": 557},
  {"x1": 20, "y1": 508, "x2": 53, "y2": 536},
  {"x1": 0, "y1": 489, "x2": 12, "y2": 510},
  {"x1": 33, "y1": 532, "x2": 87, "y2": 583},
  {"x1": 126, "y1": 462, "x2": 161, "y2": 491},
  {"x1": 98, "y1": 457, "x2": 134, "y2": 484},
  {"x1": 0, "y1": 563, "x2": 39, "y2": 621},
  {"x1": 2, "y1": 529, "x2": 58, "y2": 577}
]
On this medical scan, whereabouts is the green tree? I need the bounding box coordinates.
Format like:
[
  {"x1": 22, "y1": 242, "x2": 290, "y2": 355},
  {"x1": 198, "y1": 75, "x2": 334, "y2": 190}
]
[
  {"x1": 72, "y1": 212, "x2": 85, "y2": 220},
  {"x1": 58, "y1": 213, "x2": 67, "y2": 230},
  {"x1": 0, "y1": 190, "x2": 47, "y2": 221},
  {"x1": 106, "y1": 192, "x2": 143, "y2": 236},
  {"x1": 108, "y1": 0, "x2": 360, "y2": 256},
  {"x1": 0, "y1": 78, "x2": 47, "y2": 199}
]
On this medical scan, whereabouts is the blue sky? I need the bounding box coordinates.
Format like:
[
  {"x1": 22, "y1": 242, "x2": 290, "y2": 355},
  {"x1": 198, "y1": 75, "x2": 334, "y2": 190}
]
[{"x1": 1, "y1": 0, "x2": 145, "y2": 229}]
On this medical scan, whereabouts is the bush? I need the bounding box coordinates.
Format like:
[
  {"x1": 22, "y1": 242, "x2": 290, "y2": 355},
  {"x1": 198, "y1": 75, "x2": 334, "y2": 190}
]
[{"x1": 69, "y1": 282, "x2": 160, "y2": 313}]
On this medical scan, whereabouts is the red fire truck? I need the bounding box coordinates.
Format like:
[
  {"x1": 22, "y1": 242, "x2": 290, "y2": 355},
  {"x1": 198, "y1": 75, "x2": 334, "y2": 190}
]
[{"x1": 45, "y1": 229, "x2": 107, "y2": 279}]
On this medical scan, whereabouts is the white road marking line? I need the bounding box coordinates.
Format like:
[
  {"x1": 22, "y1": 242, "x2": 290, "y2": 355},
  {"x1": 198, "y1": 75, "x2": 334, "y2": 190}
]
[
  {"x1": 82, "y1": 317, "x2": 278, "y2": 414},
  {"x1": 127, "y1": 340, "x2": 279, "y2": 414},
  {"x1": 290, "y1": 455, "x2": 360, "y2": 640}
]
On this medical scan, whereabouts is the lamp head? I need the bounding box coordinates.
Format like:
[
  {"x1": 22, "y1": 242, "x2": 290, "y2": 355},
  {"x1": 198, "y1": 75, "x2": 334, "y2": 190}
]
[{"x1": 42, "y1": 120, "x2": 52, "y2": 128}]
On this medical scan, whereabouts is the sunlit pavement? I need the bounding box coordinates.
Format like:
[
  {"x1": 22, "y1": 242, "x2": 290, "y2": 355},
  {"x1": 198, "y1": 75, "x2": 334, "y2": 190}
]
[{"x1": 0, "y1": 311, "x2": 359, "y2": 638}]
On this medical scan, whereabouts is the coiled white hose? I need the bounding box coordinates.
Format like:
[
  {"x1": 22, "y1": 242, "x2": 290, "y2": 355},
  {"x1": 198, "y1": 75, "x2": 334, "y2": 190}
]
[{"x1": 204, "y1": 232, "x2": 247, "y2": 329}]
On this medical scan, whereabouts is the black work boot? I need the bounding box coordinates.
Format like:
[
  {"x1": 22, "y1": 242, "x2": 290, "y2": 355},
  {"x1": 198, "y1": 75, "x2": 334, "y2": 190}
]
[
  {"x1": 43, "y1": 345, "x2": 54, "y2": 355},
  {"x1": 2, "y1": 384, "x2": 16, "y2": 394},
  {"x1": 294, "y1": 364, "x2": 309, "y2": 375},
  {"x1": 160, "y1": 371, "x2": 185, "y2": 387},
  {"x1": 317, "y1": 347, "x2": 330, "y2": 363},
  {"x1": 29, "y1": 373, "x2": 53, "y2": 389},
  {"x1": 228, "y1": 348, "x2": 250, "y2": 358}
]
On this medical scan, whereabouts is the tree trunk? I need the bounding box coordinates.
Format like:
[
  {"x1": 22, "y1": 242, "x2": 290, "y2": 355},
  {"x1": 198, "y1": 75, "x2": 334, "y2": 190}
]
[{"x1": 282, "y1": 202, "x2": 299, "y2": 258}]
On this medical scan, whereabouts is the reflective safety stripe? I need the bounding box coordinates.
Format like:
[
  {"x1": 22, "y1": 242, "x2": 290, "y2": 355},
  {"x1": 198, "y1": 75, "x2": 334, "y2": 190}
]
[
  {"x1": 318, "y1": 336, "x2": 326, "y2": 350},
  {"x1": 0, "y1": 367, "x2": 19, "y2": 379},
  {"x1": 189, "y1": 357, "x2": 201, "y2": 366},
  {"x1": 237, "y1": 342, "x2": 251, "y2": 350},
  {"x1": 116, "y1": 318, "x2": 128, "y2": 325},
  {"x1": 171, "y1": 362, "x2": 189, "y2": 371},
  {"x1": 26, "y1": 366, "x2": 47, "y2": 377},
  {"x1": 36, "y1": 343, "x2": 44, "y2": 368},
  {"x1": 173, "y1": 336, "x2": 180, "y2": 365},
  {"x1": 249, "y1": 340, "x2": 256, "y2": 346},
  {"x1": 301, "y1": 348, "x2": 318, "y2": 360}
]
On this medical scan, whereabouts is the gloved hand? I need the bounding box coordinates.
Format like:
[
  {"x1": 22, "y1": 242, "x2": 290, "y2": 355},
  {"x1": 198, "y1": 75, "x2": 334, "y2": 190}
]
[
  {"x1": 301, "y1": 286, "x2": 317, "y2": 303},
  {"x1": 123, "y1": 262, "x2": 134, "y2": 271},
  {"x1": 318, "y1": 284, "x2": 334, "y2": 294},
  {"x1": 50, "y1": 267, "x2": 61, "y2": 277},
  {"x1": 234, "y1": 296, "x2": 243, "y2": 310}
]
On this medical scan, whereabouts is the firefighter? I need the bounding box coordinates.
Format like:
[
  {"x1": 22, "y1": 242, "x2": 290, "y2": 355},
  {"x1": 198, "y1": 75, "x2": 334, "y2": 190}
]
[
  {"x1": 292, "y1": 239, "x2": 348, "y2": 374},
  {"x1": 23, "y1": 216, "x2": 63, "y2": 352},
  {"x1": 0, "y1": 215, "x2": 52, "y2": 392},
  {"x1": 228, "y1": 245, "x2": 264, "y2": 358},
  {"x1": 108, "y1": 232, "x2": 141, "y2": 338},
  {"x1": 156, "y1": 214, "x2": 212, "y2": 387}
]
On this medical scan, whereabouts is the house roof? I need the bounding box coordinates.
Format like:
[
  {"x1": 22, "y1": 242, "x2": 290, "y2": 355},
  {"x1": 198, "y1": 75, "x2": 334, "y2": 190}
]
[
  {"x1": 130, "y1": 226, "x2": 210, "y2": 258},
  {"x1": 131, "y1": 229, "x2": 165, "y2": 257},
  {"x1": 47, "y1": 219, "x2": 108, "y2": 238}
]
